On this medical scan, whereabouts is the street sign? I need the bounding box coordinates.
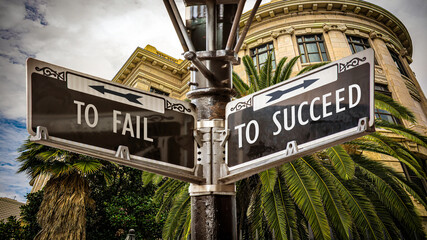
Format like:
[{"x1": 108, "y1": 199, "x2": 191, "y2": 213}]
[
  {"x1": 222, "y1": 49, "x2": 375, "y2": 183},
  {"x1": 27, "y1": 58, "x2": 203, "y2": 183}
]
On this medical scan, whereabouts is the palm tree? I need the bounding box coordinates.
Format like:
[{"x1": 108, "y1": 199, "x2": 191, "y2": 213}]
[
  {"x1": 17, "y1": 140, "x2": 111, "y2": 240},
  {"x1": 149, "y1": 54, "x2": 427, "y2": 240}
]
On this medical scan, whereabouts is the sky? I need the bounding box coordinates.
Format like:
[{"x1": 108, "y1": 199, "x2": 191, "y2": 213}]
[{"x1": 0, "y1": 0, "x2": 426, "y2": 203}]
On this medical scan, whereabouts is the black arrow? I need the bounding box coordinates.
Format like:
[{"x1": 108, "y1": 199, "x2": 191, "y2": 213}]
[
  {"x1": 266, "y1": 78, "x2": 319, "y2": 103},
  {"x1": 90, "y1": 85, "x2": 143, "y2": 105}
]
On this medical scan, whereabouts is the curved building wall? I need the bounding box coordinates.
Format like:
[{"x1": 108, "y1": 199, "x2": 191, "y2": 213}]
[
  {"x1": 234, "y1": 0, "x2": 427, "y2": 226},
  {"x1": 235, "y1": 0, "x2": 427, "y2": 135}
]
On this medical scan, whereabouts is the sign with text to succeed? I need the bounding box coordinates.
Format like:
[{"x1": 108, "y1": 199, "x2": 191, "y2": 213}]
[
  {"x1": 27, "y1": 58, "x2": 201, "y2": 183},
  {"x1": 223, "y1": 49, "x2": 375, "y2": 183}
]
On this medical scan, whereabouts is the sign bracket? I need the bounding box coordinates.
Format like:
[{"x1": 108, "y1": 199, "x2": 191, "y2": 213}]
[
  {"x1": 285, "y1": 141, "x2": 298, "y2": 156},
  {"x1": 357, "y1": 117, "x2": 369, "y2": 132},
  {"x1": 193, "y1": 130, "x2": 203, "y2": 148},
  {"x1": 30, "y1": 126, "x2": 49, "y2": 141},
  {"x1": 115, "y1": 145, "x2": 131, "y2": 161}
]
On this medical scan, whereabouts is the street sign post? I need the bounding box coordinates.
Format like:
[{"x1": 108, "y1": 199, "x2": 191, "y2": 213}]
[
  {"x1": 27, "y1": 58, "x2": 203, "y2": 183},
  {"x1": 223, "y1": 49, "x2": 375, "y2": 183}
]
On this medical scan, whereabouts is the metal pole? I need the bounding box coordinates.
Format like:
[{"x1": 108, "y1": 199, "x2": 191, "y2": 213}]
[
  {"x1": 189, "y1": 1, "x2": 237, "y2": 239},
  {"x1": 163, "y1": 1, "x2": 260, "y2": 239},
  {"x1": 234, "y1": 0, "x2": 262, "y2": 53},
  {"x1": 226, "y1": 0, "x2": 246, "y2": 51}
]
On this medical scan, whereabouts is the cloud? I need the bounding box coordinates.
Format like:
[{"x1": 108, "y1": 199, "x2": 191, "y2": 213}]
[
  {"x1": 0, "y1": 0, "x2": 186, "y2": 202},
  {"x1": 0, "y1": 116, "x2": 31, "y2": 203}
]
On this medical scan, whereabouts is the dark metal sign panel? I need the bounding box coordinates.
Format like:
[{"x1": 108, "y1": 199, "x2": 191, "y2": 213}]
[
  {"x1": 27, "y1": 58, "x2": 202, "y2": 183},
  {"x1": 223, "y1": 49, "x2": 375, "y2": 183}
]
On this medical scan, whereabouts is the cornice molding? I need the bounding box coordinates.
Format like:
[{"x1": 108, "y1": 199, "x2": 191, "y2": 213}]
[
  {"x1": 112, "y1": 47, "x2": 190, "y2": 83},
  {"x1": 323, "y1": 23, "x2": 347, "y2": 33},
  {"x1": 369, "y1": 30, "x2": 391, "y2": 43},
  {"x1": 240, "y1": 0, "x2": 412, "y2": 56}
]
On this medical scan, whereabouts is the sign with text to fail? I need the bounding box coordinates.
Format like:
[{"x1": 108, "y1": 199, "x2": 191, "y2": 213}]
[
  {"x1": 27, "y1": 58, "x2": 202, "y2": 183},
  {"x1": 223, "y1": 49, "x2": 375, "y2": 183}
]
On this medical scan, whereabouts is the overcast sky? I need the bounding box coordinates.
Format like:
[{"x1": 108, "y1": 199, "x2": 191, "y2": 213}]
[{"x1": 0, "y1": 0, "x2": 426, "y2": 202}]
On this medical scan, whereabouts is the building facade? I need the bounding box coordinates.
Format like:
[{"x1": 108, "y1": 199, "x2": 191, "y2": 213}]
[
  {"x1": 112, "y1": 0, "x2": 427, "y2": 229},
  {"x1": 112, "y1": 45, "x2": 191, "y2": 100}
]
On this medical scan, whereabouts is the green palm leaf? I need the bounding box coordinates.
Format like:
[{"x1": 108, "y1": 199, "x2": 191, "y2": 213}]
[
  {"x1": 326, "y1": 146, "x2": 355, "y2": 180},
  {"x1": 272, "y1": 57, "x2": 288, "y2": 85},
  {"x1": 355, "y1": 157, "x2": 424, "y2": 239},
  {"x1": 277, "y1": 176, "x2": 300, "y2": 240},
  {"x1": 281, "y1": 161, "x2": 331, "y2": 240},
  {"x1": 142, "y1": 171, "x2": 163, "y2": 186},
  {"x1": 232, "y1": 72, "x2": 250, "y2": 97},
  {"x1": 72, "y1": 160, "x2": 102, "y2": 175},
  {"x1": 374, "y1": 92, "x2": 416, "y2": 122},
  {"x1": 162, "y1": 189, "x2": 190, "y2": 239},
  {"x1": 297, "y1": 62, "x2": 330, "y2": 76},
  {"x1": 259, "y1": 168, "x2": 278, "y2": 192},
  {"x1": 391, "y1": 174, "x2": 427, "y2": 210},
  {"x1": 323, "y1": 166, "x2": 383, "y2": 240},
  {"x1": 300, "y1": 157, "x2": 351, "y2": 240},
  {"x1": 362, "y1": 133, "x2": 425, "y2": 178},
  {"x1": 242, "y1": 56, "x2": 260, "y2": 92},
  {"x1": 278, "y1": 56, "x2": 300, "y2": 82},
  {"x1": 260, "y1": 53, "x2": 274, "y2": 89},
  {"x1": 376, "y1": 120, "x2": 427, "y2": 148},
  {"x1": 247, "y1": 183, "x2": 267, "y2": 239},
  {"x1": 262, "y1": 186, "x2": 288, "y2": 240}
]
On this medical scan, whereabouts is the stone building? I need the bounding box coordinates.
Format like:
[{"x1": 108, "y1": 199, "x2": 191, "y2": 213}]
[{"x1": 112, "y1": 0, "x2": 427, "y2": 229}]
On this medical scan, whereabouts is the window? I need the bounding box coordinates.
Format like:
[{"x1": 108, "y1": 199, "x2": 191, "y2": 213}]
[
  {"x1": 374, "y1": 84, "x2": 392, "y2": 96},
  {"x1": 347, "y1": 36, "x2": 371, "y2": 54},
  {"x1": 250, "y1": 42, "x2": 276, "y2": 71},
  {"x1": 297, "y1": 34, "x2": 328, "y2": 63},
  {"x1": 374, "y1": 84, "x2": 400, "y2": 124},
  {"x1": 389, "y1": 50, "x2": 409, "y2": 77},
  {"x1": 401, "y1": 161, "x2": 427, "y2": 194},
  {"x1": 150, "y1": 87, "x2": 169, "y2": 96}
]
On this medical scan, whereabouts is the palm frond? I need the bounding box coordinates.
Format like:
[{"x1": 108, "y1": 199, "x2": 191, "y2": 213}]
[
  {"x1": 300, "y1": 157, "x2": 351, "y2": 240},
  {"x1": 354, "y1": 155, "x2": 424, "y2": 239},
  {"x1": 356, "y1": 178, "x2": 400, "y2": 240},
  {"x1": 362, "y1": 133, "x2": 425, "y2": 178},
  {"x1": 326, "y1": 145, "x2": 355, "y2": 180},
  {"x1": 297, "y1": 62, "x2": 330, "y2": 76},
  {"x1": 232, "y1": 72, "x2": 250, "y2": 97},
  {"x1": 391, "y1": 174, "x2": 427, "y2": 211},
  {"x1": 374, "y1": 92, "x2": 416, "y2": 122},
  {"x1": 323, "y1": 166, "x2": 383, "y2": 240},
  {"x1": 279, "y1": 56, "x2": 300, "y2": 82},
  {"x1": 262, "y1": 185, "x2": 289, "y2": 240},
  {"x1": 154, "y1": 179, "x2": 188, "y2": 222},
  {"x1": 281, "y1": 161, "x2": 331, "y2": 240},
  {"x1": 260, "y1": 53, "x2": 274, "y2": 89},
  {"x1": 376, "y1": 120, "x2": 427, "y2": 148},
  {"x1": 259, "y1": 168, "x2": 278, "y2": 192},
  {"x1": 242, "y1": 56, "x2": 260, "y2": 92},
  {"x1": 161, "y1": 190, "x2": 190, "y2": 239},
  {"x1": 247, "y1": 182, "x2": 266, "y2": 239},
  {"x1": 277, "y1": 176, "x2": 300, "y2": 240},
  {"x1": 142, "y1": 171, "x2": 163, "y2": 186},
  {"x1": 272, "y1": 57, "x2": 288, "y2": 85},
  {"x1": 72, "y1": 160, "x2": 102, "y2": 175}
]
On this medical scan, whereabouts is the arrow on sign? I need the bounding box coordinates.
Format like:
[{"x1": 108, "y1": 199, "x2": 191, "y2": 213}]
[
  {"x1": 90, "y1": 85, "x2": 143, "y2": 105},
  {"x1": 266, "y1": 78, "x2": 319, "y2": 103}
]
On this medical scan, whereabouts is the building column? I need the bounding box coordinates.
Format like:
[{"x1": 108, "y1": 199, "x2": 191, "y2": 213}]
[
  {"x1": 323, "y1": 24, "x2": 351, "y2": 61},
  {"x1": 370, "y1": 31, "x2": 427, "y2": 129},
  {"x1": 274, "y1": 27, "x2": 296, "y2": 60}
]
